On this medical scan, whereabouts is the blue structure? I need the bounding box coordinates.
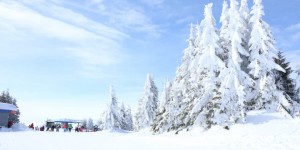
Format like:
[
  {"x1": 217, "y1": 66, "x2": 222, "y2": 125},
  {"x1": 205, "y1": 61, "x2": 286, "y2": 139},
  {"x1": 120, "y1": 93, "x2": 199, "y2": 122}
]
[
  {"x1": 54, "y1": 119, "x2": 82, "y2": 123},
  {"x1": 46, "y1": 118, "x2": 82, "y2": 132},
  {"x1": 0, "y1": 102, "x2": 18, "y2": 127}
]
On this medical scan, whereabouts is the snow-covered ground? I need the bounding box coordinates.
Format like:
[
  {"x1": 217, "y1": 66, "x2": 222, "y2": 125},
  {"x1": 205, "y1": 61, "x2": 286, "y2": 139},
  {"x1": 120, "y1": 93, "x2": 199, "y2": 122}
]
[{"x1": 0, "y1": 110, "x2": 299, "y2": 150}]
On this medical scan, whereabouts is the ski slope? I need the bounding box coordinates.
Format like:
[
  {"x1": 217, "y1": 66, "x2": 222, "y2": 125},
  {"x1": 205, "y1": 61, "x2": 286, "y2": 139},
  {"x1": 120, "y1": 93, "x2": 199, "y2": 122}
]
[{"x1": 0, "y1": 110, "x2": 299, "y2": 150}]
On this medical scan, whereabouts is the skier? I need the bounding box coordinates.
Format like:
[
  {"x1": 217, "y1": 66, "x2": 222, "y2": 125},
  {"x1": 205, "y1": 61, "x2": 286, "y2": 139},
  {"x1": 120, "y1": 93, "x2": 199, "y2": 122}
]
[
  {"x1": 29, "y1": 123, "x2": 34, "y2": 129},
  {"x1": 56, "y1": 124, "x2": 60, "y2": 132},
  {"x1": 68, "y1": 123, "x2": 73, "y2": 132},
  {"x1": 40, "y1": 126, "x2": 45, "y2": 131},
  {"x1": 51, "y1": 125, "x2": 55, "y2": 131}
]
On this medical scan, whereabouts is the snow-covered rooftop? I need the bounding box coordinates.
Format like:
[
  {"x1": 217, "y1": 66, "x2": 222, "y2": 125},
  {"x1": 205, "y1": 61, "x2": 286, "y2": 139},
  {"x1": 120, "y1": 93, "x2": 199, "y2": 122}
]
[
  {"x1": 53, "y1": 119, "x2": 82, "y2": 123},
  {"x1": 0, "y1": 102, "x2": 18, "y2": 111}
]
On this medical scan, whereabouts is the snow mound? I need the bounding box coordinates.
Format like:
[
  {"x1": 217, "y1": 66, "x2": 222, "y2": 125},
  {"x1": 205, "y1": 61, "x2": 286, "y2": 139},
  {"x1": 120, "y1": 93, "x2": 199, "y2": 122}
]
[{"x1": 0, "y1": 123, "x2": 30, "y2": 132}]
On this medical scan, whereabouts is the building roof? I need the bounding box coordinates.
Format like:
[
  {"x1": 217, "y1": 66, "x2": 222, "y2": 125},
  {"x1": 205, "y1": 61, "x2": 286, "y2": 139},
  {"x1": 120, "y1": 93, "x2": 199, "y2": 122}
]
[
  {"x1": 0, "y1": 102, "x2": 18, "y2": 111},
  {"x1": 53, "y1": 119, "x2": 82, "y2": 123}
]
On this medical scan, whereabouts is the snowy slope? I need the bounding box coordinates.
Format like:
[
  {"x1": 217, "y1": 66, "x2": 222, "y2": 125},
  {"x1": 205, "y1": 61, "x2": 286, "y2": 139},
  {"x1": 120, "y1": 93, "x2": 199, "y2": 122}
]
[{"x1": 0, "y1": 110, "x2": 299, "y2": 150}]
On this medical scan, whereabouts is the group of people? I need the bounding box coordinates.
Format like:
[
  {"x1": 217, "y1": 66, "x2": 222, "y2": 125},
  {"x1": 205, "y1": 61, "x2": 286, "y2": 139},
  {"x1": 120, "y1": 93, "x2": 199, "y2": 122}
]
[
  {"x1": 46, "y1": 124, "x2": 60, "y2": 132},
  {"x1": 28, "y1": 122, "x2": 98, "y2": 132},
  {"x1": 62, "y1": 123, "x2": 73, "y2": 132},
  {"x1": 29, "y1": 122, "x2": 74, "y2": 132},
  {"x1": 74, "y1": 126, "x2": 87, "y2": 132},
  {"x1": 29, "y1": 123, "x2": 46, "y2": 131}
]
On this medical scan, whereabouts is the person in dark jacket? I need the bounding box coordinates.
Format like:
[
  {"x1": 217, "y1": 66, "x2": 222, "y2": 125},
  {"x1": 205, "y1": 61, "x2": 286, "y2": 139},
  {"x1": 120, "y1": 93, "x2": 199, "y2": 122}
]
[
  {"x1": 29, "y1": 123, "x2": 34, "y2": 129},
  {"x1": 40, "y1": 126, "x2": 45, "y2": 131},
  {"x1": 51, "y1": 125, "x2": 55, "y2": 131},
  {"x1": 7, "y1": 121, "x2": 13, "y2": 128}
]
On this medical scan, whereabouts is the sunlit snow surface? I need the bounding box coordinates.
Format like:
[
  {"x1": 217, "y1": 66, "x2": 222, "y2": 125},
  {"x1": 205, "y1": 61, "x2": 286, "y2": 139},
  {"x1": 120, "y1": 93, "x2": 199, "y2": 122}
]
[{"x1": 0, "y1": 110, "x2": 299, "y2": 150}]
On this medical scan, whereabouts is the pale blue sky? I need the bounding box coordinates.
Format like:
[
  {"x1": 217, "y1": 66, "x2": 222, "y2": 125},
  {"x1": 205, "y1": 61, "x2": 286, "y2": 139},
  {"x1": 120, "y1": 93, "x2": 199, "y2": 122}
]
[{"x1": 0, "y1": 0, "x2": 299, "y2": 124}]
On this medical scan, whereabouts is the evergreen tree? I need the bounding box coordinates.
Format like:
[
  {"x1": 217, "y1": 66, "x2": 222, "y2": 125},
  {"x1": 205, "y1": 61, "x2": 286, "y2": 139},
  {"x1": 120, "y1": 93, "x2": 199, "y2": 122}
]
[
  {"x1": 152, "y1": 24, "x2": 201, "y2": 132},
  {"x1": 120, "y1": 103, "x2": 127, "y2": 130},
  {"x1": 125, "y1": 105, "x2": 134, "y2": 131},
  {"x1": 159, "y1": 81, "x2": 172, "y2": 112},
  {"x1": 205, "y1": 0, "x2": 253, "y2": 127},
  {"x1": 166, "y1": 24, "x2": 196, "y2": 132},
  {"x1": 87, "y1": 118, "x2": 94, "y2": 131},
  {"x1": 240, "y1": 0, "x2": 250, "y2": 23},
  {"x1": 248, "y1": 0, "x2": 285, "y2": 109},
  {"x1": 97, "y1": 118, "x2": 104, "y2": 131},
  {"x1": 9, "y1": 98, "x2": 20, "y2": 123},
  {"x1": 239, "y1": 0, "x2": 251, "y2": 73},
  {"x1": 274, "y1": 51, "x2": 297, "y2": 102},
  {"x1": 295, "y1": 63, "x2": 300, "y2": 102},
  {"x1": 188, "y1": 3, "x2": 227, "y2": 129},
  {"x1": 82, "y1": 119, "x2": 87, "y2": 129},
  {"x1": 152, "y1": 81, "x2": 172, "y2": 133},
  {"x1": 103, "y1": 86, "x2": 121, "y2": 130},
  {"x1": 227, "y1": 0, "x2": 250, "y2": 69},
  {"x1": 134, "y1": 99, "x2": 143, "y2": 131},
  {"x1": 135, "y1": 74, "x2": 158, "y2": 130},
  {"x1": 151, "y1": 0, "x2": 300, "y2": 134},
  {"x1": 119, "y1": 103, "x2": 133, "y2": 131},
  {"x1": 219, "y1": 0, "x2": 230, "y2": 62}
]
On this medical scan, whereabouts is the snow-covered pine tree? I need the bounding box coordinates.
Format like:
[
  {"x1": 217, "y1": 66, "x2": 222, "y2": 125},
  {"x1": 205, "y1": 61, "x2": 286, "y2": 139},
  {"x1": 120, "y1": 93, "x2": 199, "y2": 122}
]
[
  {"x1": 97, "y1": 118, "x2": 104, "y2": 131},
  {"x1": 82, "y1": 119, "x2": 87, "y2": 129},
  {"x1": 226, "y1": 0, "x2": 250, "y2": 71},
  {"x1": 152, "y1": 23, "x2": 197, "y2": 133},
  {"x1": 240, "y1": 0, "x2": 250, "y2": 26},
  {"x1": 134, "y1": 99, "x2": 142, "y2": 131},
  {"x1": 167, "y1": 24, "x2": 196, "y2": 132},
  {"x1": 125, "y1": 105, "x2": 134, "y2": 131},
  {"x1": 239, "y1": 0, "x2": 251, "y2": 73},
  {"x1": 119, "y1": 103, "x2": 133, "y2": 131},
  {"x1": 219, "y1": 0, "x2": 230, "y2": 62},
  {"x1": 0, "y1": 90, "x2": 13, "y2": 104},
  {"x1": 159, "y1": 81, "x2": 173, "y2": 112},
  {"x1": 120, "y1": 103, "x2": 127, "y2": 130},
  {"x1": 205, "y1": 0, "x2": 253, "y2": 128},
  {"x1": 274, "y1": 51, "x2": 297, "y2": 102},
  {"x1": 274, "y1": 54, "x2": 300, "y2": 117},
  {"x1": 188, "y1": 3, "x2": 227, "y2": 129},
  {"x1": 152, "y1": 80, "x2": 172, "y2": 133},
  {"x1": 9, "y1": 98, "x2": 20, "y2": 123},
  {"x1": 295, "y1": 63, "x2": 300, "y2": 102},
  {"x1": 248, "y1": 0, "x2": 285, "y2": 109},
  {"x1": 135, "y1": 74, "x2": 158, "y2": 130},
  {"x1": 87, "y1": 118, "x2": 94, "y2": 131},
  {"x1": 103, "y1": 86, "x2": 121, "y2": 130}
]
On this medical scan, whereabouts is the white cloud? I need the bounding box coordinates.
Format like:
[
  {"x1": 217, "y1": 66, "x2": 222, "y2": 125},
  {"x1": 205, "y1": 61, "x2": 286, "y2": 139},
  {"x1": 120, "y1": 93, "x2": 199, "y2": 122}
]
[
  {"x1": 176, "y1": 16, "x2": 195, "y2": 24},
  {"x1": 140, "y1": 0, "x2": 165, "y2": 7},
  {"x1": 283, "y1": 50, "x2": 300, "y2": 70},
  {"x1": 272, "y1": 23, "x2": 300, "y2": 52},
  {"x1": 108, "y1": 8, "x2": 162, "y2": 37},
  {"x1": 286, "y1": 23, "x2": 300, "y2": 31},
  {"x1": 0, "y1": 1, "x2": 129, "y2": 76},
  {"x1": 286, "y1": 23, "x2": 300, "y2": 41},
  {"x1": 69, "y1": 0, "x2": 163, "y2": 37},
  {"x1": 285, "y1": 23, "x2": 300, "y2": 42}
]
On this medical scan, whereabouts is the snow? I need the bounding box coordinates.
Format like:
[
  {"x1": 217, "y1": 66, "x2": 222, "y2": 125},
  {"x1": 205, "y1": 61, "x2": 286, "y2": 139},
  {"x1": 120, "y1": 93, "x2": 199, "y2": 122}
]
[
  {"x1": 0, "y1": 110, "x2": 299, "y2": 150},
  {"x1": 0, "y1": 123, "x2": 30, "y2": 132},
  {"x1": 0, "y1": 102, "x2": 18, "y2": 111}
]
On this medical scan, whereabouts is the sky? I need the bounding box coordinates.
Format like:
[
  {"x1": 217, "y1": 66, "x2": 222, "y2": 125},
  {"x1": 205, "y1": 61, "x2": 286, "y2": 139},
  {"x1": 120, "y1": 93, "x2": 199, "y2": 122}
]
[{"x1": 0, "y1": 0, "x2": 299, "y2": 125}]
